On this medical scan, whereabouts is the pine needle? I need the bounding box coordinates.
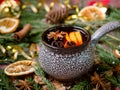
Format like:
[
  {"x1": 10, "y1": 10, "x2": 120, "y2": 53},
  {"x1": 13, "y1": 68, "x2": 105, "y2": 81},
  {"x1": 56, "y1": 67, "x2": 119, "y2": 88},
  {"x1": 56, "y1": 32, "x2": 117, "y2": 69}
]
[
  {"x1": 72, "y1": 80, "x2": 92, "y2": 90},
  {"x1": 34, "y1": 63, "x2": 55, "y2": 90},
  {"x1": 0, "y1": 69, "x2": 14, "y2": 90},
  {"x1": 96, "y1": 45, "x2": 120, "y2": 66},
  {"x1": 106, "y1": 75, "x2": 120, "y2": 87}
]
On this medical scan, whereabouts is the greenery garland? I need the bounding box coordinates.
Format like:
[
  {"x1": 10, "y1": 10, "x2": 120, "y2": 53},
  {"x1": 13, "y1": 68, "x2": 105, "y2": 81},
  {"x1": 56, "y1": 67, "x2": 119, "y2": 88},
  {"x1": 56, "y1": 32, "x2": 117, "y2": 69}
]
[{"x1": 0, "y1": 1, "x2": 120, "y2": 89}]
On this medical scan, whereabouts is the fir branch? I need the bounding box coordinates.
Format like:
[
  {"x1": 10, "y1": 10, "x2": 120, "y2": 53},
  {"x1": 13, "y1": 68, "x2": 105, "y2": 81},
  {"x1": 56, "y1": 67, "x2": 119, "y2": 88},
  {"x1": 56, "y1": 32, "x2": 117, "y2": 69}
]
[
  {"x1": 101, "y1": 38, "x2": 118, "y2": 49},
  {"x1": 34, "y1": 63, "x2": 45, "y2": 76},
  {"x1": 96, "y1": 45, "x2": 120, "y2": 66},
  {"x1": 72, "y1": 80, "x2": 92, "y2": 90},
  {"x1": 107, "y1": 7, "x2": 120, "y2": 21},
  {"x1": 43, "y1": 78, "x2": 55, "y2": 90},
  {"x1": 106, "y1": 34, "x2": 120, "y2": 42},
  {"x1": 26, "y1": 77, "x2": 42, "y2": 90},
  {"x1": 94, "y1": 64, "x2": 112, "y2": 73},
  {"x1": 0, "y1": 36, "x2": 13, "y2": 39},
  {"x1": 0, "y1": 59, "x2": 15, "y2": 64},
  {"x1": 34, "y1": 63, "x2": 55, "y2": 90},
  {"x1": 106, "y1": 75, "x2": 120, "y2": 87},
  {"x1": 0, "y1": 69, "x2": 14, "y2": 90}
]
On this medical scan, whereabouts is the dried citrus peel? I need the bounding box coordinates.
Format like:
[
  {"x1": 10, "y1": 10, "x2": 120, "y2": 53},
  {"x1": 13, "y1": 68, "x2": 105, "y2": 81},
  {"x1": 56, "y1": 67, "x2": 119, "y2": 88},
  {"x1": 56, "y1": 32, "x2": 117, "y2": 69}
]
[
  {"x1": 78, "y1": 6, "x2": 106, "y2": 22},
  {"x1": 114, "y1": 49, "x2": 120, "y2": 58},
  {"x1": 0, "y1": 18, "x2": 19, "y2": 34},
  {"x1": 4, "y1": 60, "x2": 36, "y2": 76}
]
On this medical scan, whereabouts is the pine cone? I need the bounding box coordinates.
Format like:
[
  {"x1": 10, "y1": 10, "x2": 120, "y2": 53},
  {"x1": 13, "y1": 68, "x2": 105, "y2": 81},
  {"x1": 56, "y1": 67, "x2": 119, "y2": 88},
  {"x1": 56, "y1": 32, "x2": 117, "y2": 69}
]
[{"x1": 45, "y1": 5, "x2": 68, "y2": 24}]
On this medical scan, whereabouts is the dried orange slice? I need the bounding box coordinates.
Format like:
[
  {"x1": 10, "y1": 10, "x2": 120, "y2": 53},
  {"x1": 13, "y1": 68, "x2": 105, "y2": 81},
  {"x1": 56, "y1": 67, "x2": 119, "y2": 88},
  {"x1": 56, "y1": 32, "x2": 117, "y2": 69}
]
[
  {"x1": 114, "y1": 49, "x2": 120, "y2": 58},
  {"x1": 4, "y1": 60, "x2": 36, "y2": 76},
  {"x1": 78, "y1": 6, "x2": 106, "y2": 22},
  {"x1": 0, "y1": 18, "x2": 19, "y2": 34}
]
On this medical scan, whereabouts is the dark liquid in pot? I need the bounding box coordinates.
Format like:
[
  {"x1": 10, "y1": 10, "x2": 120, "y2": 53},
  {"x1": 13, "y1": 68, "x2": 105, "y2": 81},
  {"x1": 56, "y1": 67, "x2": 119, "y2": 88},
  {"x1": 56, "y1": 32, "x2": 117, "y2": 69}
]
[{"x1": 43, "y1": 26, "x2": 90, "y2": 48}]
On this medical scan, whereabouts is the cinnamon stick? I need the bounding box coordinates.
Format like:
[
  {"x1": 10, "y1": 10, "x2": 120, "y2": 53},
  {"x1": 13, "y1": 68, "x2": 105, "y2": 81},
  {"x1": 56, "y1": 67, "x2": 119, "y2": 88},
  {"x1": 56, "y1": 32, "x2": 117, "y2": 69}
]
[{"x1": 14, "y1": 24, "x2": 31, "y2": 41}]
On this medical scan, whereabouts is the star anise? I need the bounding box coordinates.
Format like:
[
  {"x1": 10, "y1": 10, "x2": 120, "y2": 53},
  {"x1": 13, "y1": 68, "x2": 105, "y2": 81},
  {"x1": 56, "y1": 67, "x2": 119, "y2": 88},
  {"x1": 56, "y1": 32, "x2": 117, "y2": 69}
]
[
  {"x1": 91, "y1": 72, "x2": 106, "y2": 90},
  {"x1": 51, "y1": 41, "x2": 64, "y2": 48},
  {"x1": 47, "y1": 30, "x2": 66, "y2": 41},
  {"x1": 15, "y1": 79, "x2": 33, "y2": 90}
]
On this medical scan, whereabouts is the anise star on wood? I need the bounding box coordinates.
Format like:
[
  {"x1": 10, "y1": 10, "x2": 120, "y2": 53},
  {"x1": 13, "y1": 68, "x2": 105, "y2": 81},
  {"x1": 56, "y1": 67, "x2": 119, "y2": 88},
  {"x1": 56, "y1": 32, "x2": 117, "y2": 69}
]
[
  {"x1": 15, "y1": 79, "x2": 33, "y2": 90},
  {"x1": 47, "y1": 30, "x2": 66, "y2": 41},
  {"x1": 91, "y1": 72, "x2": 106, "y2": 90}
]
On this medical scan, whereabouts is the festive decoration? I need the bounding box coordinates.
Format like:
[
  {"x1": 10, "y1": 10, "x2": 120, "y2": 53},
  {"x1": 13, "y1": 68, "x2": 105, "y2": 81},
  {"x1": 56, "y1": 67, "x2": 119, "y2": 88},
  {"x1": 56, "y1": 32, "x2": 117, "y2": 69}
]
[
  {"x1": 0, "y1": 0, "x2": 120, "y2": 90},
  {"x1": 7, "y1": 45, "x2": 32, "y2": 60},
  {"x1": 29, "y1": 43, "x2": 39, "y2": 58},
  {"x1": 65, "y1": 0, "x2": 108, "y2": 24},
  {"x1": 0, "y1": 18, "x2": 19, "y2": 34},
  {"x1": 45, "y1": 5, "x2": 68, "y2": 24},
  {"x1": 21, "y1": 0, "x2": 39, "y2": 13},
  {"x1": 0, "y1": 44, "x2": 6, "y2": 54},
  {"x1": 88, "y1": 0, "x2": 110, "y2": 6},
  {"x1": 78, "y1": 6, "x2": 106, "y2": 22},
  {"x1": 0, "y1": 0, "x2": 21, "y2": 18},
  {"x1": 4, "y1": 60, "x2": 36, "y2": 76},
  {"x1": 0, "y1": 43, "x2": 39, "y2": 62}
]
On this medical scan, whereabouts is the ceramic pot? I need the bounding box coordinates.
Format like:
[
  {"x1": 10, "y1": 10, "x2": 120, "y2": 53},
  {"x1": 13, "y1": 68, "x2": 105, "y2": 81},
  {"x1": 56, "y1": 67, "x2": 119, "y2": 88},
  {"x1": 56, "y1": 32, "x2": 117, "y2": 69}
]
[{"x1": 38, "y1": 21, "x2": 120, "y2": 81}]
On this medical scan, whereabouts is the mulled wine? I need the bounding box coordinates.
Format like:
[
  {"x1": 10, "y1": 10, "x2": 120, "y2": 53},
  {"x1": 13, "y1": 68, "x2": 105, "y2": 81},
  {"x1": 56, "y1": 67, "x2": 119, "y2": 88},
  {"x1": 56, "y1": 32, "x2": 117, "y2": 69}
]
[{"x1": 42, "y1": 26, "x2": 90, "y2": 48}]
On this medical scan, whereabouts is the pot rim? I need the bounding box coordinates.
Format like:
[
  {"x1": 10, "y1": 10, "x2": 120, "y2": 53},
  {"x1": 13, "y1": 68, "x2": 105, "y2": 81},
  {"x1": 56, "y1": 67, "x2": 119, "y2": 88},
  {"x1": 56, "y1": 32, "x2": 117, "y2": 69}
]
[{"x1": 41, "y1": 25, "x2": 91, "y2": 50}]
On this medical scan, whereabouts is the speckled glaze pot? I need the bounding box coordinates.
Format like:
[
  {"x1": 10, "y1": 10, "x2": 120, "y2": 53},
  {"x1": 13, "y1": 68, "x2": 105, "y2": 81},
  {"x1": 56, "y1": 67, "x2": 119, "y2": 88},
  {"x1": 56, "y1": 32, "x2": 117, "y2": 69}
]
[{"x1": 39, "y1": 21, "x2": 120, "y2": 81}]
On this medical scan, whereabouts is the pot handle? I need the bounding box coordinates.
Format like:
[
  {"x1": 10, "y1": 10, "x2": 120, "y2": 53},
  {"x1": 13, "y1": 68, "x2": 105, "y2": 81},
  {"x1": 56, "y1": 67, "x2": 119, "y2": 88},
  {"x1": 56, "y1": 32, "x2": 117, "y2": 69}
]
[{"x1": 91, "y1": 21, "x2": 120, "y2": 46}]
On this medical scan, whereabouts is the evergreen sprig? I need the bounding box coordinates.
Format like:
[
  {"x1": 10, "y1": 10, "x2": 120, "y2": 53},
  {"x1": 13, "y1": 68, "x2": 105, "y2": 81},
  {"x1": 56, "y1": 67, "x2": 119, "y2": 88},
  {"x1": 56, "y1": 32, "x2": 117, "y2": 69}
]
[
  {"x1": 96, "y1": 45, "x2": 120, "y2": 66},
  {"x1": 71, "y1": 80, "x2": 92, "y2": 90},
  {"x1": 106, "y1": 75, "x2": 120, "y2": 87},
  {"x1": 107, "y1": 7, "x2": 120, "y2": 21},
  {"x1": 0, "y1": 69, "x2": 14, "y2": 90},
  {"x1": 34, "y1": 63, "x2": 55, "y2": 90},
  {"x1": 27, "y1": 77, "x2": 42, "y2": 90}
]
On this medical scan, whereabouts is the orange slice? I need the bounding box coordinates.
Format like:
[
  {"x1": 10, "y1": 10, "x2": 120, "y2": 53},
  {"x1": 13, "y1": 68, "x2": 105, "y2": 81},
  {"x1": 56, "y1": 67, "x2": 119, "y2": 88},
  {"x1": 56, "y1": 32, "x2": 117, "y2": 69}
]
[
  {"x1": 74, "y1": 31, "x2": 83, "y2": 45},
  {"x1": 69, "y1": 32, "x2": 78, "y2": 46},
  {"x1": 114, "y1": 49, "x2": 120, "y2": 58},
  {"x1": 4, "y1": 60, "x2": 36, "y2": 76},
  {"x1": 65, "y1": 32, "x2": 71, "y2": 42},
  {"x1": 69, "y1": 31, "x2": 83, "y2": 46},
  {"x1": 0, "y1": 18, "x2": 19, "y2": 34},
  {"x1": 78, "y1": 6, "x2": 106, "y2": 22},
  {"x1": 64, "y1": 31, "x2": 83, "y2": 48}
]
